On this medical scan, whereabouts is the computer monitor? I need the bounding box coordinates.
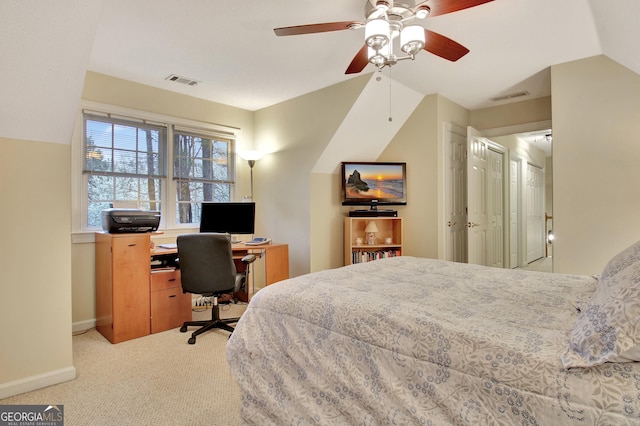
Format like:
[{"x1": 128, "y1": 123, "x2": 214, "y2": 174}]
[{"x1": 199, "y1": 202, "x2": 255, "y2": 235}]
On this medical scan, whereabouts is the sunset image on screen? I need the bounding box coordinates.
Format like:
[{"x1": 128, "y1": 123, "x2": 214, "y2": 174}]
[{"x1": 344, "y1": 164, "x2": 404, "y2": 200}]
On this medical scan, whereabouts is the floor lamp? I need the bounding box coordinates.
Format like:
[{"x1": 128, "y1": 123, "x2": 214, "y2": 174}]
[{"x1": 240, "y1": 150, "x2": 264, "y2": 200}]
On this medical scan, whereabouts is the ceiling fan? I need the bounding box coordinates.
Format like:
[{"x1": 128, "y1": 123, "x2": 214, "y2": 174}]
[{"x1": 274, "y1": 0, "x2": 493, "y2": 74}]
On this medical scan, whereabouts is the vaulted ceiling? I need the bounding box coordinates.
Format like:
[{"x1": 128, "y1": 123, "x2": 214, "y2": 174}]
[
  {"x1": 86, "y1": 0, "x2": 640, "y2": 111},
  {"x1": 1, "y1": 0, "x2": 639, "y2": 144}
]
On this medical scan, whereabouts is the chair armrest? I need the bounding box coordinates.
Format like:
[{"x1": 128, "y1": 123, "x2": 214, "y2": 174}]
[{"x1": 241, "y1": 254, "x2": 257, "y2": 265}]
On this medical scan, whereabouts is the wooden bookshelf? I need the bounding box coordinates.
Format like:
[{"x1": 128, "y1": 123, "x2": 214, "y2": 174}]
[{"x1": 344, "y1": 216, "x2": 403, "y2": 265}]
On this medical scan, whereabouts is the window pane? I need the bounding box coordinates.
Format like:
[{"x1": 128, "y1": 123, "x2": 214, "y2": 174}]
[
  {"x1": 88, "y1": 175, "x2": 114, "y2": 201},
  {"x1": 175, "y1": 184, "x2": 231, "y2": 224},
  {"x1": 85, "y1": 121, "x2": 113, "y2": 173},
  {"x1": 113, "y1": 124, "x2": 137, "y2": 151},
  {"x1": 174, "y1": 134, "x2": 232, "y2": 180},
  {"x1": 83, "y1": 113, "x2": 167, "y2": 229},
  {"x1": 114, "y1": 176, "x2": 139, "y2": 200},
  {"x1": 88, "y1": 201, "x2": 113, "y2": 228},
  {"x1": 87, "y1": 120, "x2": 113, "y2": 149},
  {"x1": 172, "y1": 129, "x2": 234, "y2": 225},
  {"x1": 113, "y1": 150, "x2": 138, "y2": 174}
]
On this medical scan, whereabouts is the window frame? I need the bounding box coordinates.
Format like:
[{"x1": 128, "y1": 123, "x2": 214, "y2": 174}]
[
  {"x1": 172, "y1": 125, "x2": 238, "y2": 225},
  {"x1": 72, "y1": 101, "x2": 241, "y2": 238}
]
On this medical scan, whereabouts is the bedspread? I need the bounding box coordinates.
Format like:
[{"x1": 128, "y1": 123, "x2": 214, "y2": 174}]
[{"x1": 227, "y1": 256, "x2": 640, "y2": 425}]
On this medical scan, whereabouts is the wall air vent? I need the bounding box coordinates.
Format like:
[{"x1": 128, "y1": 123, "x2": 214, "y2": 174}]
[
  {"x1": 165, "y1": 74, "x2": 199, "y2": 86},
  {"x1": 491, "y1": 91, "x2": 530, "y2": 102}
]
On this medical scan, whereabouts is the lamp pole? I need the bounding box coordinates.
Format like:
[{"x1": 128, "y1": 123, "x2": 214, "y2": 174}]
[{"x1": 248, "y1": 159, "x2": 256, "y2": 200}]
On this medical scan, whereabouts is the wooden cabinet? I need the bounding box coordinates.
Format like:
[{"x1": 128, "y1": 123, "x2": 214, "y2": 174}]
[
  {"x1": 150, "y1": 269, "x2": 192, "y2": 334},
  {"x1": 96, "y1": 232, "x2": 193, "y2": 343},
  {"x1": 344, "y1": 216, "x2": 403, "y2": 265},
  {"x1": 96, "y1": 233, "x2": 151, "y2": 343}
]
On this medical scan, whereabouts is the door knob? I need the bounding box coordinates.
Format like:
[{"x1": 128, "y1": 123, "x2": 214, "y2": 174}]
[
  {"x1": 448, "y1": 221, "x2": 457, "y2": 227},
  {"x1": 466, "y1": 222, "x2": 479, "y2": 228}
]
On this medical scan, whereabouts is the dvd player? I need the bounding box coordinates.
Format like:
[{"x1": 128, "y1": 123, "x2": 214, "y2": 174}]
[{"x1": 348, "y1": 209, "x2": 397, "y2": 217}]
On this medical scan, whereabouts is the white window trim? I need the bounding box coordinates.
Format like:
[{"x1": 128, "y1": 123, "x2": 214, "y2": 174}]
[{"x1": 71, "y1": 100, "x2": 243, "y2": 242}]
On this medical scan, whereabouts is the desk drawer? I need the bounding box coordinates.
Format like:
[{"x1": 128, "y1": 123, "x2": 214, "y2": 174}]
[
  {"x1": 150, "y1": 287, "x2": 192, "y2": 334},
  {"x1": 150, "y1": 269, "x2": 181, "y2": 292}
]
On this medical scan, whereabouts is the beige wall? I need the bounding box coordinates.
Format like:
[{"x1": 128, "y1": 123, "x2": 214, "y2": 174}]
[
  {"x1": 470, "y1": 97, "x2": 552, "y2": 131},
  {"x1": 378, "y1": 95, "x2": 440, "y2": 258},
  {"x1": 0, "y1": 138, "x2": 75, "y2": 396},
  {"x1": 552, "y1": 55, "x2": 640, "y2": 274},
  {"x1": 254, "y1": 75, "x2": 370, "y2": 275},
  {"x1": 82, "y1": 73, "x2": 255, "y2": 136}
]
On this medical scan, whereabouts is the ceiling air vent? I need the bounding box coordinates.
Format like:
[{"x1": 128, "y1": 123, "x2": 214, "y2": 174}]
[
  {"x1": 165, "y1": 74, "x2": 199, "y2": 86},
  {"x1": 491, "y1": 91, "x2": 530, "y2": 102}
]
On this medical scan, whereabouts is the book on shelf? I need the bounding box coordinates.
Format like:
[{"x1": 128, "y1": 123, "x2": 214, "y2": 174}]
[{"x1": 352, "y1": 249, "x2": 401, "y2": 264}]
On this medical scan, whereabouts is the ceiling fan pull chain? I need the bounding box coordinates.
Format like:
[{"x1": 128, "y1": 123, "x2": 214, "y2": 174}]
[{"x1": 388, "y1": 68, "x2": 393, "y2": 122}]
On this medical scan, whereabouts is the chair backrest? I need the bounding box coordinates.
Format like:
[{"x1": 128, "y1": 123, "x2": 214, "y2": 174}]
[{"x1": 177, "y1": 233, "x2": 237, "y2": 296}]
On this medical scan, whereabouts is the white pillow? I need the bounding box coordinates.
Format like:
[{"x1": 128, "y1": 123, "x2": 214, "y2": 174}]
[{"x1": 562, "y1": 240, "x2": 640, "y2": 368}]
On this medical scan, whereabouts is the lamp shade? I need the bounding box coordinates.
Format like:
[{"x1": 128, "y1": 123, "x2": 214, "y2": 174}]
[
  {"x1": 400, "y1": 25, "x2": 425, "y2": 56},
  {"x1": 364, "y1": 221, "x2": 379, "y2": 233},
  {"x1": 365, "y1": 19, "x2": 389, "y2": 51},
  {"x1": 239, "y1": 150, "x2": 265, "y2": 161}
]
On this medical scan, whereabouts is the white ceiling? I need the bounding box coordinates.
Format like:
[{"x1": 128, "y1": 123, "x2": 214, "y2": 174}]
[
  {"x1": 87, "y1": 0, "x2": 640, "y2": 112},
  {"x1": 516, "y1": 128, "x2": 553, "y2": 157},
  {"x1": 1, "y1": 0, "x2": 639, "y2": 145}
]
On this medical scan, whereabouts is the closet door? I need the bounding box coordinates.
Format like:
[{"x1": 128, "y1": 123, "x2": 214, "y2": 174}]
[{"x1": 526, "y1": 163, "x2": 545, "y2": 263}]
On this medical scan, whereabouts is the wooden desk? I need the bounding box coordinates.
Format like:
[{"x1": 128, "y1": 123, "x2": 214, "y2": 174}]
[
  {"x1": 151, "y1": 241, "x2": 289, "y2": 290},
  {"x1": 96, "y1": 233, "x2": 289, "y2": 343}
]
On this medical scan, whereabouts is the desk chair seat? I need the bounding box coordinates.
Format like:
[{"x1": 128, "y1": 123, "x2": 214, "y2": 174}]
[{"x1": 177, "y1": 233, "x2": 256, "y2": 344}]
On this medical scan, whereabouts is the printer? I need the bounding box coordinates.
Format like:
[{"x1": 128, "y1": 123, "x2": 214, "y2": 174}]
[{"x1": 101, "y1": 209, "x2": 161, "y2": 233}]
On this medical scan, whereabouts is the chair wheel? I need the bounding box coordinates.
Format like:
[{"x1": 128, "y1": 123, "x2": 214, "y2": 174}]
[
  {"x1": 188, "y1": 337, "x2": 196, "y2": 344},
  {"x1": 180, "y1": 325, "x2": 187, "y2": 333}
]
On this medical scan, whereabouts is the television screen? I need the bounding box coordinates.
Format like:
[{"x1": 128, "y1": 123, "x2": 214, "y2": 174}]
[
  {"x1": 199, "y1": 202, "x2": 255, "y2": 234},
  {"x1": 341, "y1": 162, "x2": 407, "y2": 208}
]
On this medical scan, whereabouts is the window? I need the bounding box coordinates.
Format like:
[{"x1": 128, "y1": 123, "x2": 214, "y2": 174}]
[
  {"x1": 83, "y1": 113, "x2": 167, "y2": 228},
  {"x1": 81, "y1": 109, "x2": 236, "y2": 230},
  {"x1": 173, "y1": 127, "x2": 235, "y2": 224}
]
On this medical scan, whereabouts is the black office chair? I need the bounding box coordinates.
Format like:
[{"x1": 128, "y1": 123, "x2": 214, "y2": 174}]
[{"x1": 177, "y1": 233, "x2": 256, "y2": 344}]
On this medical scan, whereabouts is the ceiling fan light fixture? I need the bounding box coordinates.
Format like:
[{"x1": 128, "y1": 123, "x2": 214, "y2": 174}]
[
  {"x1": 365, "y1": 19, "x2": 390, "y2": 50},
  {"x1": 376, "y1": 0, "x2": 391, "y2": 12},
  {"x1": 400, "y1": 25, "x2": 425, "y2": 56},
  {"x1": 415, "y1": 5, "x2": 431, "y2": 19},
  {"x1": 274, "y1": 0, "x2": 491, "y2": 74},
  {"x1": 367, "y1": 47, "x2": 386, "y2": 68},
  {"x1": 374, "y1": 0, "x2": 390, "y2": 11}
]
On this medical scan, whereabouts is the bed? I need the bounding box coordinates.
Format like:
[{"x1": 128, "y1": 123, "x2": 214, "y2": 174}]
[{"x1": 227, "y1": 242, "x2": 640, "y2": 425}]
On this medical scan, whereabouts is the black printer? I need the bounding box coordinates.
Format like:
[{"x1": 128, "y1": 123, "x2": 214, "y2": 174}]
[{"x1": 101, "y1": 209, "x2": 160, "y2": 233}]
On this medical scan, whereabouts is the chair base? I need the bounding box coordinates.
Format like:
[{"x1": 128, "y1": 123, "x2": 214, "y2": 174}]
[{"x1": 180, "y1": 304, "x2": 240, "y2": 344}]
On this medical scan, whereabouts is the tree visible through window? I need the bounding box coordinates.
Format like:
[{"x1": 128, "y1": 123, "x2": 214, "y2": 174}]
[
  {"x1": 82, "y1": 111, "x2": 235, "y2": 230},
  {"x1": 84, "y1": 114, "x2": 166, "y2": 228},
  {"x1": 173, "y1": 129, "x2": 233, "y2": 224}
]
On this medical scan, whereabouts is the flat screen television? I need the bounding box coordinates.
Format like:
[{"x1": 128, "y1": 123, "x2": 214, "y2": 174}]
[
  {"x1": 341, "y1": 162, "x2": 407, "y2": 209},
  {"x1": 199, "y1": 202, "x2": 255, "y2": 235}
]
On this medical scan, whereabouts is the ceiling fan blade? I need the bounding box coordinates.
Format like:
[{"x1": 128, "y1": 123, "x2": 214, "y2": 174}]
[
  {"x1": 426, "y1": 0, "x2": 494, "y2": 17},
  {"x1": 274, "y1": 21, "x2": 363, "y2": 36},
  {"x1": 345, "y1": 45, "x2": 369, "y2": 74},
  {"x1": 423, "y1": 29, "x2": 469, "y2": 62}
]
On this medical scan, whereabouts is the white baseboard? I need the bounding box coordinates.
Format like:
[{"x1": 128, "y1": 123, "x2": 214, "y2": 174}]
[
  {"x1": 0, "y1": 366, "x2": 76, "y2": 399},
  {"x1": 72, "y1": 319, "x2": 96, "y2": 333}
]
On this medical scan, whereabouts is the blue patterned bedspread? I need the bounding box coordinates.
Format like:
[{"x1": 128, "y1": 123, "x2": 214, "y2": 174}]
[{"x1": 226, "y1": 256, "x2": 640, "y2": 425}]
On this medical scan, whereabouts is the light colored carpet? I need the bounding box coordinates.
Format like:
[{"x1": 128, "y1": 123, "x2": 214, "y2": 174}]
[{"x1": 0, "y1": 303, "x2": 247, "y2": 426}]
